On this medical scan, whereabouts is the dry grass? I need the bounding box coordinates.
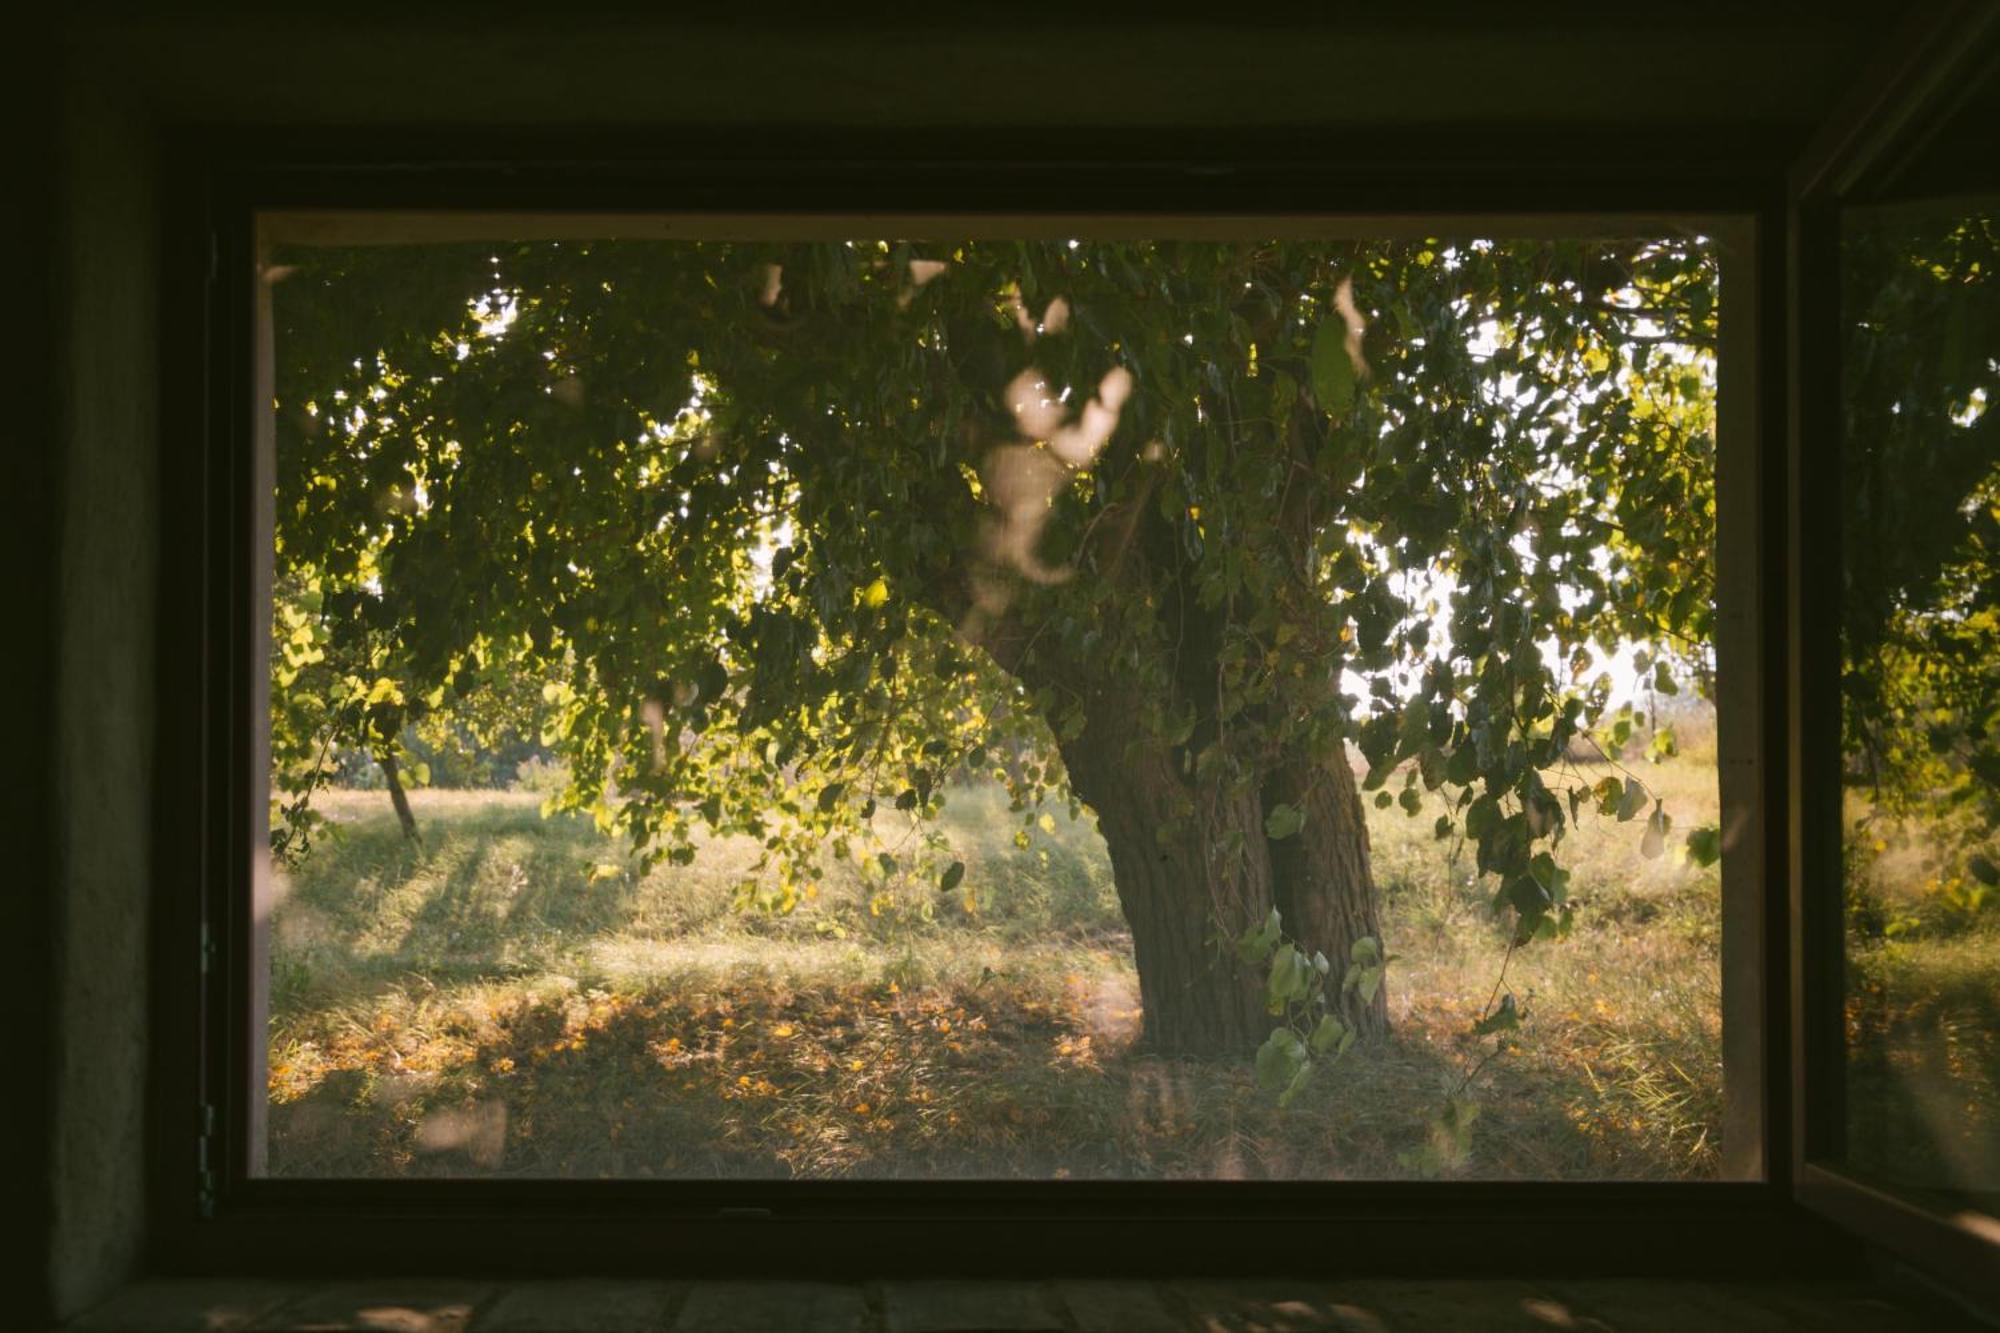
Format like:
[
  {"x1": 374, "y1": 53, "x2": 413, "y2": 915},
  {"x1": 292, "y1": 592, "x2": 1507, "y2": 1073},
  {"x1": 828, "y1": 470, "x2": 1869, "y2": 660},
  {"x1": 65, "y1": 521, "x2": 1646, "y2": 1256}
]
[
  {"x1": 1836, "y1": 787, "x2": 2000, "y2": 1203},
  {"x1": 268, "y1": 753, "x2": 1729, "y2": 1181}
]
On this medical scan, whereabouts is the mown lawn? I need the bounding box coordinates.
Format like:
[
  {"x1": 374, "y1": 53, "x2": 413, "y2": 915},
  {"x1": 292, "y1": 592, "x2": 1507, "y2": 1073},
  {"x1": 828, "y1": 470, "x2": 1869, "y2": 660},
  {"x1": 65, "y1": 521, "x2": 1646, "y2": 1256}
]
[{"x1": 267, "y1": 753, "x2": 1731, "y2": 1181}]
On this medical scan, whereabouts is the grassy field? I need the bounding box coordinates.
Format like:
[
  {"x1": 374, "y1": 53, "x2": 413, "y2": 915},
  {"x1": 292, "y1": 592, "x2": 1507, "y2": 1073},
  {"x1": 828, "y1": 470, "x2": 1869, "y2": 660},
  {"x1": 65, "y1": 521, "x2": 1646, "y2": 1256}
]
[
  {"x1": 1840, "y1": 797, "x2": 2000, "y2": 1205},
  {"x1": 266, "y1": 748, "x2": 1729, "y2": 1181}
]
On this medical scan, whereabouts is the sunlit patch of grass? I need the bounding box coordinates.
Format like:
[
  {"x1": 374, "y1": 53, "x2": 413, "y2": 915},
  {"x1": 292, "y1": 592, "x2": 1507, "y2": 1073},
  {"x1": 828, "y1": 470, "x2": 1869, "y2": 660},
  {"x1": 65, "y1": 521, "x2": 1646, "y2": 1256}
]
[
  {"x1": 271, "y1": 753, "x2": 1728, "y2": 1181},
  {"x1": 1844, "y1": 927, "x2": 2000, "y2": 1197}
]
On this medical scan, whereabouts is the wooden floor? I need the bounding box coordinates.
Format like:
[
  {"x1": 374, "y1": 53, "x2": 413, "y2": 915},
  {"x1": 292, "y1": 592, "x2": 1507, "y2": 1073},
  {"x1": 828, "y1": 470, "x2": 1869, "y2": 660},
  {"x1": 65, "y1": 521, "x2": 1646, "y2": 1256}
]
[{"x1": 60, "y1": 1276, "x2": 1992, "y2": 1331}]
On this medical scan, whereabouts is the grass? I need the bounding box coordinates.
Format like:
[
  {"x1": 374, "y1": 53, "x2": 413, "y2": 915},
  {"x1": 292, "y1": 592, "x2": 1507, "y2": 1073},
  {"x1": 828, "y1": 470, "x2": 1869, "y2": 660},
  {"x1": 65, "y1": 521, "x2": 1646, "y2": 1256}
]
[
  {"x1": 1845, "y1": 931, "x2": 2000, "y2": 1206},
  {"x1": 267, "y1": 753, "x2": 1729, "y2": 1181},
  {"x1": 1840, "y1": 794, "x2": 2000, "y2": 1205}
]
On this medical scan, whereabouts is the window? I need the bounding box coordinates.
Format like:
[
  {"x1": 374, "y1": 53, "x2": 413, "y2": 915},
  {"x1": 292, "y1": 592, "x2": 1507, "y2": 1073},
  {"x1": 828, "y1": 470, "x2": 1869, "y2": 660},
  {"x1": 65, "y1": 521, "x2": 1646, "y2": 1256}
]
[
  {"x1": 243, "y1": 216, "x2": 1765, "y2": 1188},
  {"x1": 1814, "y1": 45, "x2": 2000, "y2": 1229},
  {"x1": 123, "y1": 10, "x2": 1996, "y2": 1301},
  {"x1": 1787, "y1": 21, "x2": 2000, "y2": 1302}
]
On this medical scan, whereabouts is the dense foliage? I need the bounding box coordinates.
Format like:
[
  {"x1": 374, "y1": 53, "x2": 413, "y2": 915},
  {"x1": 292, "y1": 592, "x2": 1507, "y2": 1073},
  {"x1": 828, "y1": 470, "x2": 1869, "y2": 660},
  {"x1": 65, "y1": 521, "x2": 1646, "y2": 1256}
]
[
  {"x1": 270, "y1": 233, "x2": 1720, "y2": 1055},
  {"x1": 1842, "y1": 209, "x2": 2000, "y2": 832}
]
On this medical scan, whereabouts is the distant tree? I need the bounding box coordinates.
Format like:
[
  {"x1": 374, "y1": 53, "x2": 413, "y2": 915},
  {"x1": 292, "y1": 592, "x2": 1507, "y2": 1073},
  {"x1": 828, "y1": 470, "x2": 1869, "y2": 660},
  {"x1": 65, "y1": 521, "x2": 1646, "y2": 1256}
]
[{"x1": 270, "y1": 234, "x2": 1717, "y2": 1056}]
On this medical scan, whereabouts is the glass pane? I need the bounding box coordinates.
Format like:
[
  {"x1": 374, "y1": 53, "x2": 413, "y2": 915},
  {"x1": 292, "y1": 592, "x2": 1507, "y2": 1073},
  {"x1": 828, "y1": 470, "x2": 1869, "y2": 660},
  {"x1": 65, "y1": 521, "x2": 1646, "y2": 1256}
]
[
  {"x1": 1840, "y1": 194, "x2": 2000, "y2": 1211},
  {"x1": 258, "y1": 227, "x2": 1731, "y2": 1180}
]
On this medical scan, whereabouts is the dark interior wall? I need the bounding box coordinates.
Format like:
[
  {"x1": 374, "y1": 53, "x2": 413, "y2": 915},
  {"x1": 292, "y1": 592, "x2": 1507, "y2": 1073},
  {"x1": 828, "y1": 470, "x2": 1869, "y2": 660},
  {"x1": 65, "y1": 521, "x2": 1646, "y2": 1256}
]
[
  {"x1": 11, "y1": 29, "x2": 62, "y2": 1333},
  {"x1": 29, "y1": 8, "x2": 1892, "y2": 1324},
  {"x1": 62, "y1": 13, "x2": 1872, "y2": 134},
  {"x1": 46, "y1": 80, "x2": 162, "y2": 1321}
]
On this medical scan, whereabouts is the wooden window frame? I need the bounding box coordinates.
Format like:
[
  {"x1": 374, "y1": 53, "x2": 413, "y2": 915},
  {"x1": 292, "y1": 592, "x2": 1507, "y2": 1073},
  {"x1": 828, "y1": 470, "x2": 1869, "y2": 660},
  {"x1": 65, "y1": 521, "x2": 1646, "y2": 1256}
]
[
  {"x1": 1785, "y1": 4, "x2": 2000, "y2": 1312},
  {"x1": 150, "y1": 132, "x2": 1826, "y2": 1280}
]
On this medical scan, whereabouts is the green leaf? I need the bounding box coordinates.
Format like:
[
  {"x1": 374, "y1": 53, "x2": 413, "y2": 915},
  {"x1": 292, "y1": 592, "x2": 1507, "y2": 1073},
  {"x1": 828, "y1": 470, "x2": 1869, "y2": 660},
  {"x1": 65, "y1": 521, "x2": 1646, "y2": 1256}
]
[
  {"x1": 1617, "y1": 777, "x2": 1648, "y2": 822},
  {"x1": 817, "y1": 781, "x2": 847, "y2": 813},
  {"x1": 1528, "y1": 851, "x2": 1570, "y2": 904},
  {"x1": 1593, "y1": 775, "x2": 1623, "y2": 814},
  {"x1": 939, "y1": 860, "x2": 965, "y2": 893},
  {"x1": 1684, "y1": 825, "x2": 1722, "y2": 868},
  {"x1": 1472, "y1": 993, "x2": 1521, "y2": 1035},
  {"x1": 1267, "y1": 943, "x2": 1315, "y2": 1013},
  {"x1": 1278, "y1": 1060, "x2": 1314, "y2": 1108},
  {"x1": 1465, "y1": 795, "x2": 1501, "y2": 839},
  {"x1": 1641, "y1": 803, "x2": 1670, "y2": 859},
  {"x1": 1310, "y1": 313, "x2": 1357, "y2": 415},
  {"x1": 1236, "y1": 907, "x2": 1283, "y2": 965},
  {"x1": 1255, "y1": 1027, "x2": 1309, "y2": 1094},
  {"x1": 1309, "y1": 1013, "x2": 1346, "y2": 1055},
  {"x1": 1505, "y1": 874, "x2": 1551, "y2": 919},
  {"x1": 1264, "y1": 802, "x2": 1305, "y2": 840},
  {"x1": 1445, "y1": 744, "x2": 1479, "y2": 786},
  {"x1": 1646, "y1": 726, "x2": 1678, "y2": 763}
]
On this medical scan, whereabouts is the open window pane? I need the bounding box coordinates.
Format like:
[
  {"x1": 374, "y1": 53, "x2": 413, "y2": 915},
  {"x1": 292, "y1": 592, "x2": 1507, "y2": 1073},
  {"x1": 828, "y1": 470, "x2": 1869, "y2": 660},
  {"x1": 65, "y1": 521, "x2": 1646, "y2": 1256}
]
[
  {"x1": 256, "y1": 224, "x2": 1739, "y2": 1181},
  {"x1": 1838, "y1": 192, "x2": 2000, "y2": 1212}
]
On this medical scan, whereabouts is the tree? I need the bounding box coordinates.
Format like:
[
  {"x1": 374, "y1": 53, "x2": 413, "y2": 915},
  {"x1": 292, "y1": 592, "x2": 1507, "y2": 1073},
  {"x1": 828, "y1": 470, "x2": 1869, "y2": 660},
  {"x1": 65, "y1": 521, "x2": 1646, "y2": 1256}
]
[
  {"x1": 1841, "y1": 208, "x2": 2000, "y2": 826},
  {"x1": 269, "y1": 234, "x2": 1718, "y2": 1056},
  {"x1": 1836, "y1": 203, "x2": 2000, "y2": 940}
]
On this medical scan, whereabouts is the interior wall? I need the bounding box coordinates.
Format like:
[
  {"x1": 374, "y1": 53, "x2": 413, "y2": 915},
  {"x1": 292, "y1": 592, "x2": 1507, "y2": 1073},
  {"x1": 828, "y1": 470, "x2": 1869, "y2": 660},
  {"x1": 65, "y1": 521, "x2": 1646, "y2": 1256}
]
[
  {"x1": 46, "y1": 82, "x2": 162, "y2": 1320},
  {"x1": 10, "y1": 31, "x2": 63, "y2": 1333}
]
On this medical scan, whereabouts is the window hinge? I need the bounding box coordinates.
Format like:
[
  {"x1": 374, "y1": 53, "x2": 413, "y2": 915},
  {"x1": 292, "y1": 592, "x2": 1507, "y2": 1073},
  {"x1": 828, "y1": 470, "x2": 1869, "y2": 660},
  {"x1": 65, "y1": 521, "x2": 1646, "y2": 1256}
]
[{"x1": 196, "y1": 1101, "x2": 218, "y2": 1219}]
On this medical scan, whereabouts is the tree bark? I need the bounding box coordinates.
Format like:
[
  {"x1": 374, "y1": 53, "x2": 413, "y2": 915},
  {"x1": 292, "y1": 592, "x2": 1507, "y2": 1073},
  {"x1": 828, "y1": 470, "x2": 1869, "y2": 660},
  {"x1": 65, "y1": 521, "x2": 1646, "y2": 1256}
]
[
  {"x1": 1064, "y1": 736, "x2": 1264, "y2": 1048},
  {"x1": 1265, "y1": 752, "x2": 1389, "y2": 1037},
  {"x1": 952, "y1": 493, "x2": 1388, "y2": 1055},
  {"x1": 1058, "y1": 701, "x2": 1276, "y2": 1056},
  {"x1": 1060, "y1": 698, "x2": 1389, "y2": 1055},
  {"x1": 378, "y1": 752, "x2": 420, "y2": 842}
]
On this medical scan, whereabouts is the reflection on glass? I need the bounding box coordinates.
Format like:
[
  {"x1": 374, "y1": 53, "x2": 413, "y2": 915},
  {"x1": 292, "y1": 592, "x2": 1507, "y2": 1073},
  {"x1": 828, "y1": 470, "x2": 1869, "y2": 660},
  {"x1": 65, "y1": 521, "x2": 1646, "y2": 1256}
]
[
  {"x1": 1841, "y1": 201, "x2": 2000, "y2": 1208},
  {"x1": 261, "y1": 232, "x2": 1724, "y2": 1179}
]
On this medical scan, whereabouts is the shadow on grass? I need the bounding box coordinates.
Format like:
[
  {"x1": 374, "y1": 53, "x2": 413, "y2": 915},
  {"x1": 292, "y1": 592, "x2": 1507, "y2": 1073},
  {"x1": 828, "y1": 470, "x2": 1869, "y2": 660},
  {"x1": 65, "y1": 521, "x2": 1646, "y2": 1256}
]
[
  {"x1": 269, "y1": 970, "x2": 1468, "y2": 1180},
  {"x1": 1845, "y1": 933, "x2": 2000, "y2": 1205},
  {"x1": 266, "y1": 959, "x2": 1692, "y2": 1183},
  {"x1": 268, "y1": 789, "x2": 1727, "y2": 1182}
]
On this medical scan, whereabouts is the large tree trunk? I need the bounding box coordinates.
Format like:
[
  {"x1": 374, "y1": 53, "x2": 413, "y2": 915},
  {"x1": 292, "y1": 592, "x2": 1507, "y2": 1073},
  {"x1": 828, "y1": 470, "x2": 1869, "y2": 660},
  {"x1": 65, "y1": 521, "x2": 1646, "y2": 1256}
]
[
  {"x1": 378, "y1": 752, "x2": 420, "y2": 842},
  {"x1": 1265, "y1": 753, "x2": 1389, "y2": 1037},
  {"x1": 1060, "y1": 728, "x2": 1273, "y2": 1057},
  {"x1": 956, "y1": 488, "x2": 1388, "y2": 1057},
  {"x1": 1061, "y1": 704, "x2": 1389, "y2": 1056}
]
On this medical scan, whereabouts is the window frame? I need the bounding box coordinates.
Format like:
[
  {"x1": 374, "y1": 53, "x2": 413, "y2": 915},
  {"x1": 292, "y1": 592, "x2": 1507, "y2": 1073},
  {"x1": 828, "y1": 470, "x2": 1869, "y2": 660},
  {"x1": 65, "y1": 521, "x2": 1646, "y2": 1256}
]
[
  {"x1": 153, "y1": 136, "x2": 1815, "y2": 1279},
  {"x1": 1785, "y1": 5, "x2": 2000, "y2": 1310}
]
